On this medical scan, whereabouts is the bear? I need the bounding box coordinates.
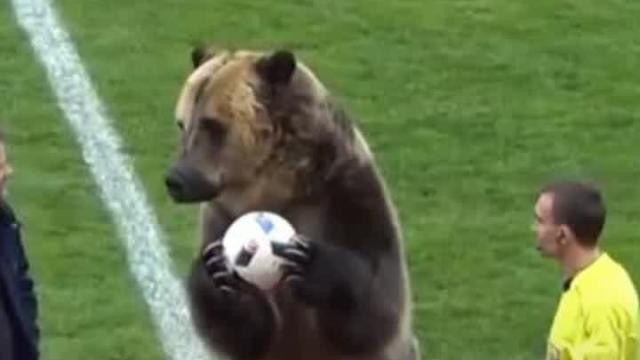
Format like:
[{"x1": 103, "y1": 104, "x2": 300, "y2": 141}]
[{"x1": 165, "y1": 47, "x2": 420, "y2": 360}]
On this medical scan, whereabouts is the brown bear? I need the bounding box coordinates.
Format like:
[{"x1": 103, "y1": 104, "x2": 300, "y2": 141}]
[{"x1": 165, "y1": 47, "x2": 420, "y2": 360}]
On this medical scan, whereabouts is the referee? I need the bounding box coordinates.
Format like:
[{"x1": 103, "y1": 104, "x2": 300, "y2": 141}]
[{"x1": 533, "y1": 180, "x2": 639, "y2": 359}]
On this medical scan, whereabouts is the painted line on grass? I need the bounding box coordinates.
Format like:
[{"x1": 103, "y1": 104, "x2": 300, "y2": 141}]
[{"x1": 11, "y1": 1, "x2": 213, "y2": 359}]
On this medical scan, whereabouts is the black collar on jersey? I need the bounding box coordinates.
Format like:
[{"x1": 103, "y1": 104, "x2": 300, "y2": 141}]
[{"x1": 562, "y1": 277, "x2": 574, "y2": 292}]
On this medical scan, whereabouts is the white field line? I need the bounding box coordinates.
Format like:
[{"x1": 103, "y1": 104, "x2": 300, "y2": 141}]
[{"x1": 10, "y1": 1, "x2": 214, "y2": 359}]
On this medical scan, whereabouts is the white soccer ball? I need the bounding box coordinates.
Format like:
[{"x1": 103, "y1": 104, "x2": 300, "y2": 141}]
[{"x1": 222, "y1": 211, "x2": 296, "y2": 291}]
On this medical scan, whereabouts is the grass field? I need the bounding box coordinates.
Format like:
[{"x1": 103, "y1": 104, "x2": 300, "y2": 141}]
[{"x1": 2, "y1": 0, "x2": 640, "y2": 359}]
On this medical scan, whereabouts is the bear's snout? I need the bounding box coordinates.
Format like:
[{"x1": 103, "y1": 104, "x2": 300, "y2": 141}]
[
  {"x1": 165, "y1": 171, "x2": 184, "y2": 198},
  {"x1": 165, "y1": 164, "x2": 219, "y2": 203}
]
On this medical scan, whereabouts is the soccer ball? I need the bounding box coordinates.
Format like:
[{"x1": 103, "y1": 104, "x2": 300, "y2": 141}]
[{"x1": 222, "y1": 211, "x2": 296, "y2": 291}]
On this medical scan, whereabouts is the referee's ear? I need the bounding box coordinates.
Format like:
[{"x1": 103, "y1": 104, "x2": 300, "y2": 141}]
[{"x1": 558, "y1": 224, "x2": 574, "y2": 245}]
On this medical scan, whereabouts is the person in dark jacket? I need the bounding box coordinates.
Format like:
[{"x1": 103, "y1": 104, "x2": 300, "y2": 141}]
[{"x1": 0, "y1": 133, "x2": 39, "y2": 360}]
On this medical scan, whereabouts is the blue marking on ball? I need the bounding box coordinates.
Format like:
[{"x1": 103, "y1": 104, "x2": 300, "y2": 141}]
[{"x1": 256, "y1": 212, "x2": 274, "y2": 234}]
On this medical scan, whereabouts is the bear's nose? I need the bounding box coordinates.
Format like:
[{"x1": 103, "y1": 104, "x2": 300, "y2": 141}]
[{"x1": 165, "y1": 170, "x2": 184, "y2": 199}]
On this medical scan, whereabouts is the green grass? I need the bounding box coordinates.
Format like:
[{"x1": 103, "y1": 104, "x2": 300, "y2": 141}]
[
  {"x1": 2, "y1": 0, "x2": 640, "y2": 359},
  {"x1": 0, "y1": 4, "x2": 165, "y2": 360}
]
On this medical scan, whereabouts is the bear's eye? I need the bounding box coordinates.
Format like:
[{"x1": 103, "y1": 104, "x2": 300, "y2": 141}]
[{"x1": 199, "y1": 117, "x2": 227, "y2": 138}]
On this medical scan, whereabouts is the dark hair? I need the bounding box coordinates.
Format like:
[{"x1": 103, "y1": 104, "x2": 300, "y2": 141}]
[{"x1": 540, "y1": 180, "x2": 606, "y2": 247}]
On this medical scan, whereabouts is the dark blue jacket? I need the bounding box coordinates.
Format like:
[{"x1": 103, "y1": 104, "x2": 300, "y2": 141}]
[{"x1": 0, "y1": 201, "x2": 39, "y2": 360}]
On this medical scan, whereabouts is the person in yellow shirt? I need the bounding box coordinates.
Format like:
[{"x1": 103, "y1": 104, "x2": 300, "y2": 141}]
[{"x1": 533, "y1": 180, "x2": 639, "y2": 360}]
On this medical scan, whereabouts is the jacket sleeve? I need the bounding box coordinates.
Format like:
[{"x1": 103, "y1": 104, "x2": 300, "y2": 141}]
[
  {"x1": 13, "y1": 235, "x2": 39, "y2": 343},
  {"x1": 0, "y1": 284, "x2": 16, "y2": 360}
]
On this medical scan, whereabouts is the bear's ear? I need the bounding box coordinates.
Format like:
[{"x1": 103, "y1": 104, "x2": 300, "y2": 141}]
[
  {"x1": 191, "y1": 45, "x2": 216, "y2": 68},
  {"x1": 256, "y1": 50, "x2": 296, "y2": 85}
]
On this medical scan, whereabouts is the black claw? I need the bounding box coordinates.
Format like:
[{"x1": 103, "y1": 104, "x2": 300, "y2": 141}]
[
  {"x1": 200, "y1": 239, "x2": 242, "y2": 293},
  {"x1": 271, "y1": 241, "x2": 289, "y2": 257},
  {"x1": 292, "y1": 235, "x2": 311, "y2": 250},
  {"x1": 272, "y1": 235, "x2": 313, "y2": 266},
  {"x1": 219, "y1": 285, "x2": 237, "y2": 299},
  {"x1": 285, "y1": 248, "x2": 309, "y2": 263},
  {"x1": 285, "y1": 274, "x2": 304, "y2": 285},
  {"x1": 280, "y1": 261, "x2": 304, "y2": 276},
  {"x1": 203, "y1": 241, "x2": 223, "y2": 256},
  {"x1": 205, "y1": 254, "x2": 225, "y2": 267}
]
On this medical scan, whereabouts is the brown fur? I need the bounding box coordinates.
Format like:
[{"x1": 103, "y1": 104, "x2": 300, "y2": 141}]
[{"x1": 166, "y1": 48, "x2": 420, "y2": 360}]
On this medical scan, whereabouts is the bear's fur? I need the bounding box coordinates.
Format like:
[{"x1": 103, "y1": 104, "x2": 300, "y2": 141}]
[{"x1": 166, "y1": 48, "x2": 420, "y2": 360}]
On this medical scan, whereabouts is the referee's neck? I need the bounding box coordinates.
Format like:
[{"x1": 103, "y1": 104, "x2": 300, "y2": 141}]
[{"x1": 562, "y1": 246, "x2": 602, "y2": 283}]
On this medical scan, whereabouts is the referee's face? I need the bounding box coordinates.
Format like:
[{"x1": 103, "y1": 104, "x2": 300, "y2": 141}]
[
  {"x1": 0, "y1": 142, "x2": 13, "y2": 199},
  {"x1": 534, "y1": 193, "x2": 562, "y2": 258}
]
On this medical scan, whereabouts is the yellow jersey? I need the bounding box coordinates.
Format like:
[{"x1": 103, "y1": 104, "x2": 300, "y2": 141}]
[{"x1": 547, "y1": 252, "x2": 639, "y2": 360}]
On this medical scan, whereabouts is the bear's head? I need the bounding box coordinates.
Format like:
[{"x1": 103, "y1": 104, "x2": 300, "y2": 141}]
[{"x1": 165, "y1": 47, "x2": 372, "y2": 215}]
